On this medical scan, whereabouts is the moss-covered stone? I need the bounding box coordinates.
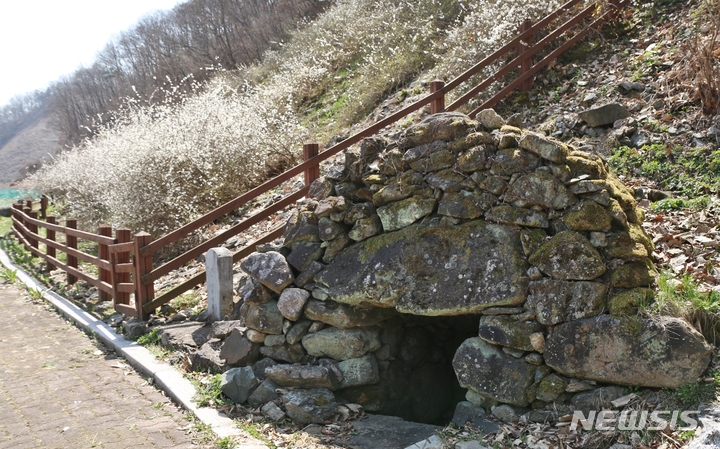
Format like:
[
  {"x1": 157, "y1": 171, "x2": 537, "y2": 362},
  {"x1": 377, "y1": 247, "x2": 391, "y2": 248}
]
[
  {"x1": 610, "y1": 260, "x2": 656, "y2": 288},
  {"x1": 605, "y1": 232, "x2": 649, "y2": 260},
  {"x1": 490, "y1": 148, "x2": 540, "y2": 176},
  {"x1": 507, "y1": 172, "x2": 578, "y2": 210},
  {"x1": 496, "y1": 133, "x2": 518, "y2": 149},
  {"x1": 608, "y1": 288, "x2": 654, "y2": 316},
  {"x1": 629, "y1": 222, "x2": 654, "y2": 254},
  {"x1": 529, "y1": 231, "x2": 606, "y2": 280},
  {"x1": 486, "y1": 205, "x2": 549, "y2": 228},
  {"x1": 518, "y1": 133, "x2": 568, "y2": 164},
  {"x1": 604, "y1": 175, "x2": 637, "y2": 211},
  {"x1": 472, "y1": 172, "x2": 508, "y2": 196},
  {"x1": 348, "y1": 215, "x2": 383, "y2": 242},
  {"x1": 563, "y1": 201, "x2": 612, "y2": 232},
  {"x1": 376, "y1": 197, "x2": 436, "y2": 232},
  {"x1": 478, "y1": 316, "x2": 544, "y2": 351},
  {"x1": 453, "y1": 337, "x2": 537, "y2": 406},
  {"x1": 500, "y1": 125, "x2": 522, "y2": 135},
  {"x1": 536, "y1": 374, "x2": 568, "y2": 402},
  {"x1": 607, "y1": 198, "x2": 629, "y2": 230},
  {"x1": 457, "y1": 146, "x2": 488, "y2": 172},
  {"x1": 373, "y1": 184, "x2": 412, "y2": 207},
  {"x1": 316, "y1": 221, "x2": 528, "y2": 315},
  {"x1": 477, "y1": 109, "x2": 505, "y2": 130},
  {"x1": 401, "y1": 112, "x2": 477, "y2": 149},
  {"x1": 428, "y1": 149, "x2": 455, "y2": 171},
  {"x1": 565, "y1": 155, "x2": 605, "y2": 179},
  {"x1": 302, "y1": 327, "x2": 381, "y2": 360},
  {"x1": 626, "y1": 206, "x2": 645, "y2": 225},
  {"x1": 448, "y1": 131, "x2": 494, "y2": 153},
  {"x1": 438, "y1": 190, "x2": 486, "y2": 219},
  {"x1": 520, "y1": 228, "x2": 547, "y2": 257},
  {"x1": 545, "y1": 315, "x2": 712, "y2": 388}
]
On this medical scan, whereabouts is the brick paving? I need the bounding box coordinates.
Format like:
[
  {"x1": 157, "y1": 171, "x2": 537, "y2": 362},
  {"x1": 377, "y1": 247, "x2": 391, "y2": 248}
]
[{"x1": 0, "y1": 284, "x2": 214, "y2": 449}]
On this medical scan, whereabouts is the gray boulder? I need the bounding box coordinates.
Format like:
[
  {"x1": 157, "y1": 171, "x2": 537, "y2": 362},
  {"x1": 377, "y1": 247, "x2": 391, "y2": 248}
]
[
  {"x1": 286, "y1": 320, "x2": 313, "y2": 345},
  {"x1": 247, "y1": 379, "x2": 280, "y2": 407},
  {"x1": 376, "y1": 197, "x2": 436, "y2": 232},
  {"x1": 478, "y1": 316, "x2": 544, "y2": 351},
  {"x1": 302, "y1": 327, "x2": 381, "y2": 360},
  {"x1": 259, "y1": 343, "x2": 306, "y2": 364},
  {"x1": 453, "y1": 337, "x2": 537, "y2": 406},
  {"x1": 316, "y1": 221, "x2": 528, "y2": 315},
  {"x1": 303, "y1": 300, "x2": 395, "y2": 329},
  {"x1": 529, "y1": 279, "x2": 607, "y2": 325},
  {"x1": 578, "y1": 103, "x2": 630, "y2": 127},
  {"x1": 282, "y1": 388, "x2": 338, "y2": 424},
  {"x1": 545, "y1": 316, "x2": 712, "y2": 388},
  {"x1": 337, "y1": 354, "x2": 380, "y2": 389},
  {"x1": 277, "y1": 288, "x2": 311, "y2": 321},
  {"x1": 221, "y1": 366, "x2": 259, "y2": 404},
  {"x1": 191, "y1": 339, "x2": 226, "y2": 373},
  {"x1": 506, "y1": 171, "x2": 577, "y2": 210},
  {"x1": 265, "y1": 364, "x2": 342, "y2": 390},
  {"x1": 528, "y1": 231, "x2": 606, "y2": 281},
  {"x1": 476, "y1": 109, "x2": 505, "y2": 130},
  {"x1": 242, "y1": 300, "x2": 284, "y2": 334},
  {"x1": 570, "y1": 386, "x2": 625, "y2": 412},
  {"x1": 240, "y1": 251, "x2": 295, "y2": 294},
  {"x1": 235, "y1": 274, "x2": 273, "y2": 305},
  {"x1": 518, "y1": 133, "x2": 568, "y2": 163},
  {"x1": 219, "y1": 328, "x2": 260, "y2": 366}
]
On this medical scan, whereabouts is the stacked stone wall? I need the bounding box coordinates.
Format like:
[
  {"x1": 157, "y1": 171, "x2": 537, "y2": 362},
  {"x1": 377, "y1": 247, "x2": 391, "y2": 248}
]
[{"x1": 200, "y1": 110, "x2": 711, "y2": 424}]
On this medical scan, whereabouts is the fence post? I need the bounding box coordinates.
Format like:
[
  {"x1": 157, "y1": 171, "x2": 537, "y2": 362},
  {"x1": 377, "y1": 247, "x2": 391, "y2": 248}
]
[
  {"x1": 115, "y1": 228, "x2": 132, "y2": 306},
  {"x1": 133, "y1": 232, "x2": 154, "y2": 320},
  {"x1": 66, "y1": 218, "x2": 78, "y2": 285},
  {"x1": 40, "y1": 195, "x2": 48, "y2": 219},
  {"x1": 519, "y1": 19, "x2": 534, "y2": 92},
  {"x1": 26, "y1": 209, "x2": 38, "y2": 253},
  {"x1": 303, "y1": 143, "x2": 320, "y2": 188},
  {"x1": 98, "y1": 224, "x2": 112, "y2": 301},
  {"x1": 46, "y1": 216, "x2": 56, "y2": 272},
  {"x1": 430, "y1": 80, "x2": 445, "y2": 114}
]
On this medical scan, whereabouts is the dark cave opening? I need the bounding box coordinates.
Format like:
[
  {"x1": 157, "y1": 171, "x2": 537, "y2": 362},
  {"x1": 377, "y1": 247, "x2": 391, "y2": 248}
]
[{"x1": 335, "y1": 314, "x2": 481, "y2": 425}]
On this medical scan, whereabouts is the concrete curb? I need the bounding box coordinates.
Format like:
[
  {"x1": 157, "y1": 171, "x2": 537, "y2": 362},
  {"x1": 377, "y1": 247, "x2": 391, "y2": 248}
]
[{"x1": 0, "y1": 247, "x2": 267, "y2": 448}]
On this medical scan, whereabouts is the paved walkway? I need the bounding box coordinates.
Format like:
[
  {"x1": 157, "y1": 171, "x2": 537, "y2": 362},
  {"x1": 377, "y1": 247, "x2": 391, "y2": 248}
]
[{"x1": 0, "y1": 284, "x2": 213, "y2": 449}]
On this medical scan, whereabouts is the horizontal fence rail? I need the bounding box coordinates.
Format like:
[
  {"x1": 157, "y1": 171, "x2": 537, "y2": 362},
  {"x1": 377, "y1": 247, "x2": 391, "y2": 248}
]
[
  {"x1": 12, "y1": 203, "x2": 114, "y2": 297},
  {"x1": 11, "y1": 0, "x2": 627, "y2": 319}
]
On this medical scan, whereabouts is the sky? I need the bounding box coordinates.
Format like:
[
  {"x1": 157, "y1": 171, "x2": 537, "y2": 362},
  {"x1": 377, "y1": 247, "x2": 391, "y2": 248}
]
[{"x1": 0, "y1": 0, "x2": 187, "y2": 107}]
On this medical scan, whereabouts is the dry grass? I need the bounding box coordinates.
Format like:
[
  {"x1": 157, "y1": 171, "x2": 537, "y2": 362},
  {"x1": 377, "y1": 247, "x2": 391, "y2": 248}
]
[{"x1": 673, "y1": 0, "x2": 720, "y2": 116}]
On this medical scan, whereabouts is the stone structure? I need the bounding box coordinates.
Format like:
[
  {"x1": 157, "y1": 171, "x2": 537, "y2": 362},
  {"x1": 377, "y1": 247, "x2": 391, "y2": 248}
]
[
  {"x1": 206, "y1": 247, "x2": 234, "y2": 322},
  {"x1": 178, "y1": 111, "x2": 712, "y2": 425}
]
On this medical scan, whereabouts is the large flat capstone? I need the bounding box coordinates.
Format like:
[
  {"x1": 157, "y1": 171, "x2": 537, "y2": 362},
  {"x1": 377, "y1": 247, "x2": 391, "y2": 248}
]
[
  {"x1": 315, "y1": 221, "x2": 528, "y2": 316},
  {"x1": 545, "y1": 315, "x2": 712, "y2": 388}
]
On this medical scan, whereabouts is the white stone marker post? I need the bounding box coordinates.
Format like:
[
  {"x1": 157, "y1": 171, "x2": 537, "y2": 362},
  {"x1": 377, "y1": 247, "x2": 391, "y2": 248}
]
[{"x1": 206, "y1": 247, "x2": 234, "y2": 322}]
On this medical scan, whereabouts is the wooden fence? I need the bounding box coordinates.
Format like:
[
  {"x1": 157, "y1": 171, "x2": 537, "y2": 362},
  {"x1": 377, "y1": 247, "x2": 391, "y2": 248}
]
[{"x1": 10, "y1": 0, "x2": 628, "y2": 320}]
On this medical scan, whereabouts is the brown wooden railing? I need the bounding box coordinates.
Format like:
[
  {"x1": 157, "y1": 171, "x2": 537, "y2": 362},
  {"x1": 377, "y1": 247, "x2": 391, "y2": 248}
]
[
  {"x1": 11, "y1": 198, "x2": 118, "y2": 302},
  {"x1": 11, "y1": 0, "x2": 627, "y2": 320}
]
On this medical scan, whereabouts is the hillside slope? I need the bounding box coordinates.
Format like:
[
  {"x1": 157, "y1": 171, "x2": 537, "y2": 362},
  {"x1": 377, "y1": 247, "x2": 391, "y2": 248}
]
[{"x1": 0, "y1": 105, "x2": 59, "y2": 188}]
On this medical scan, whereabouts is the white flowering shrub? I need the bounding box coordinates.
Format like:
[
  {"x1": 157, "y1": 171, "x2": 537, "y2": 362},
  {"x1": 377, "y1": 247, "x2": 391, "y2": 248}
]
[
  {"x1": 28, "y1": 0, "x2": 591, "y2": 236},
  {"x1": 432, "y1": 0, "x2": 580, "y2": 107},
  {"x1": 29, "y1": 79, "x2": 308, "y2": 235}
]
